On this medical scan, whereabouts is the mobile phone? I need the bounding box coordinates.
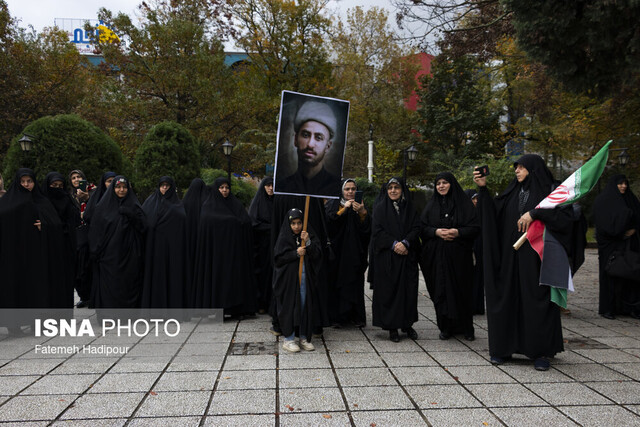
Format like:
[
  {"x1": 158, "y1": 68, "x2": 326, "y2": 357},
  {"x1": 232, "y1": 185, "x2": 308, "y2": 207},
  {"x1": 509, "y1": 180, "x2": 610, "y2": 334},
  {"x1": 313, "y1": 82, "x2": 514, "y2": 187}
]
[
  {"x1": 474, "y1": 165, "x2": 490, "y2": 177},
  {"x1": 78, "y1": 180, "x2": 88, "y2": 192},
  {"x1": 355, "y1": 191, "x2": 363, "y2": 204}
]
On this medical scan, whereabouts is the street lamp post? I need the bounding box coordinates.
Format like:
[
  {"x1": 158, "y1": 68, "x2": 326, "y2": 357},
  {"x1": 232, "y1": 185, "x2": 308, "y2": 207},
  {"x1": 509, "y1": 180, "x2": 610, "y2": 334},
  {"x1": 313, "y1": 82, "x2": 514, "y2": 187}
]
[
  {"x1": 367, "y1": 124, "x2": 374, "y2": 183},
  {"x1": 402, "y1": 145, "x2": 418, "y2": 181},
  {"x1": 221, "y1": 139, "x2": 234, "y2": 183},
  {"x1": 617, "y1": 149, "x2": 630, "y2": 167},
  {"x1": 19, "y1": 134, "x2": 36, "y2": 168}
]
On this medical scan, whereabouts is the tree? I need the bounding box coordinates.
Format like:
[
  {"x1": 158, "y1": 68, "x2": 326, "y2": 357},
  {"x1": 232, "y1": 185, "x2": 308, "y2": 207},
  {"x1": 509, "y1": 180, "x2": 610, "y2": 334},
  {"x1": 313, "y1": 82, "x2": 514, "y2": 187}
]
[
  {"x1": 2, "y1": 114, "x2": 123, "y2": 184},
  {"x1": 330, "y1": 6, "x2": 421, "y2": 180},
  {"x1": 133, "y1": 121, "x2": 201, "y2": 198},
  {"x1": 81, "y1": 0, "x2": 238, "y2": 158},
  {"x1": 417, "y1": 52, "x2": 503, "y2": 159},
  {"x1": 504, "y1": 0, "x2": 640, "y2": 98},
  {"x1": 0, "y1": 1, "x2": 92, "y2": 156}
]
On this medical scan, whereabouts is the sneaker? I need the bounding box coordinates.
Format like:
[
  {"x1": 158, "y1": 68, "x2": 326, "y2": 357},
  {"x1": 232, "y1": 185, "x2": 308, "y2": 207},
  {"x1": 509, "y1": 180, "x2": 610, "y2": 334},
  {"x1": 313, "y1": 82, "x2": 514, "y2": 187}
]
[
  {"x1": 534, "y1": 357, "x2": 550, "y2": 371},
  {"x1": 282, "y1": 340, "x2": 300, "y2": 353},
  {"x1": 269, "y1": 327, "x2": 282, "y2": 336},
  {"x1": 299, "y1": 339, "x2": 315, "y2": 351}
]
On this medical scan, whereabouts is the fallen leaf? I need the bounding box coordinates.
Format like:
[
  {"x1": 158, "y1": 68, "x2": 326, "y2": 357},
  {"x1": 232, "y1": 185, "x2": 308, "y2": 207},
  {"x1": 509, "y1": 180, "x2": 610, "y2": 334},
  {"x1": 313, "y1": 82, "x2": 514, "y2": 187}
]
[
  {"x1": 353, "y1": 403, "x2": 359, "y2": 407},
  {"x1": 285, "y1": 404, "x2": 295, "y2": 411},
  {"x1": 431, "y1": 402, "x2": 437, "y2": 405},
  {"x1": 370, "y1": 423, "x2": 377, "y2": 427},
  {"x1": 224, "y1": 376, "x2": 231, "y2": 379},
  {"x1": 345, "y1": 350, "x2": 351, "y2": 353},
  {"x1": 453, "y1": 376, "x2": 459, "y2": 380},
  {"x1": 58, "y1": 399, "x2": 66, "y2": 402},
  {"x1": 323, "y1": 414, "x2": 332, "y2": 419},
  {"x1": 483, "y1": 423, "x2": 489, "y2": 426},
  {"x1": 149, "y1": 391, "x2": 158, "y2": 396}
]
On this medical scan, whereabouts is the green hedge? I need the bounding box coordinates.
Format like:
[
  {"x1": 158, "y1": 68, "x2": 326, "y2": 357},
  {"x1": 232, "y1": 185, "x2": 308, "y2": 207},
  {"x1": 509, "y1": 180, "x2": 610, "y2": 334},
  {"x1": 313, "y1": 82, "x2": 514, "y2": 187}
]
[{"x1": 2, "y1": 114, "x2": 123, "y2": 184}]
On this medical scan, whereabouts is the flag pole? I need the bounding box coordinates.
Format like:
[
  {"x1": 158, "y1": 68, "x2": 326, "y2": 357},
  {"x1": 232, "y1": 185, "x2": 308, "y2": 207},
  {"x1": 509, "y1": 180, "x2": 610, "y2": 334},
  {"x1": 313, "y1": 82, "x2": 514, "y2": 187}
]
[
  {"x1": 513, "y1": 233, "x2": 527, "y2": 250},
  {"x1": 298, "y1": 196, "x2": 310, "y2": 286}
]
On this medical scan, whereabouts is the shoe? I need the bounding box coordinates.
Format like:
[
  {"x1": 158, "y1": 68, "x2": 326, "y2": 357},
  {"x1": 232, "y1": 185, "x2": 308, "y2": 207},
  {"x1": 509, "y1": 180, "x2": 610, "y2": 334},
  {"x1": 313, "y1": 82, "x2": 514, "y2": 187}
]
[
  {"x1": 389, "y1": 329, "x2": 400, "y2": 342},
  {"x1": 490, "y1": 355, "x2": 512, "y2": 365},
  {"x1": 630, "y1": 312, "x2": 640, "y2": 320},
  {"x1": 402, "y1": 327, "x2": 418, "y2": 340},
  {"x1": 534, "y1": 357, "x2": 550, "y2": 371},
  {"x1": 312, "y1": 327, "x2": 323, "y2": 338},
  {"x1": 601, "y1": 312, "x2": 615, "y2": 320},
  {"x1": 282, "y1": 340, "x2": 300, "y2": 353},
  {"x1": 299, "y1": 339, "x2": 315, "y2": 351},
  {"x1": 76, "y1": 300, "x2": 88, "y2": 308},
  {"x1": 269, "y1": 327, "x2": 282, "y2": 336},
  {"x1": 464, "y1": 334, "x2": 475, "y2": 341},
  {"x1": 439, "y1": 331, "x2": 451, "y2": 340}
]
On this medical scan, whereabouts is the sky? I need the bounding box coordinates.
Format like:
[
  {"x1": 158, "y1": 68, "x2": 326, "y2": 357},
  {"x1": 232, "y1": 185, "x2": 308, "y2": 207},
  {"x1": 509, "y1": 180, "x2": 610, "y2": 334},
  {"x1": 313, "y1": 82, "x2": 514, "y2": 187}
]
[{"x1": 4, "y1": 0, "x2": 408, "y2": 35}]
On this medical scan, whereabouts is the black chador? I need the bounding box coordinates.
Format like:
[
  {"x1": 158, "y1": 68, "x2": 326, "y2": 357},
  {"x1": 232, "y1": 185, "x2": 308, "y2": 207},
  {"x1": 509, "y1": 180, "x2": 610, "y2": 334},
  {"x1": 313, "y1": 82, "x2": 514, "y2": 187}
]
[
  {"x1": 593, "y1": 174, "x2": 640, "y2": 318},
  {"x1": 0, "y1": 169, "x2": 67, "y2": 317},
  {"x1": 371, "y1": 177, "x2": 421, "y2": 336},
  {"x1": 42, "y1": 171, "x2": 81, "y2": 308},
  {"x1": 192, "y1": 177, "x2": 257, "y2": 315},
  {"x1": 249, "y1": 177, "x2": 275, "y2": 313},
  {"x1": 465, "y1": 189, "x2": 485, "y2": 315},
  {"x1": 141, "y1": 177, "x2": 188, "y2": 308},
  {"x1": 479, "y1": 155, "x2": 583, "y2": 362},
  {"x1": 420, "y1": 172, "x2": 479, "y2": 340},
  {"x1": 273, "y1": 209, "x2": 322, "y2": 341},
  {"x1": 325, "y1": 179, "x2": 371, "y2": 326},
  {"x1": 183, "y1": 178, "x2": 209, "y2": 308},
  {"x1": 89, "y1": 176, "x2": 146, "y2": 308},
  {"x1": 83, "y1": 171, "x2": 116, "y2": 224}
]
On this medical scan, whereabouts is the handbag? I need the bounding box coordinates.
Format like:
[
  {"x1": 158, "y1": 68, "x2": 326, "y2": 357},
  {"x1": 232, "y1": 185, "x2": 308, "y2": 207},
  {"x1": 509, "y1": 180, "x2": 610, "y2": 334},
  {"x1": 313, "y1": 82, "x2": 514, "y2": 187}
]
[{"x1": 605, "y1": 237, "x2": 640, "y2": 282}]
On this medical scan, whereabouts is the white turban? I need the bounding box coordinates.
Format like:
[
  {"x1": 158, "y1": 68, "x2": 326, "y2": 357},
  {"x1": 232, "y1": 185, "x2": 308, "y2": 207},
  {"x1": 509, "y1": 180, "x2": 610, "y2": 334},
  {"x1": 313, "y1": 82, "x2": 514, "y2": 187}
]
[{"x1": 294, "y1": 101, "x2": 337, "y2": 138}]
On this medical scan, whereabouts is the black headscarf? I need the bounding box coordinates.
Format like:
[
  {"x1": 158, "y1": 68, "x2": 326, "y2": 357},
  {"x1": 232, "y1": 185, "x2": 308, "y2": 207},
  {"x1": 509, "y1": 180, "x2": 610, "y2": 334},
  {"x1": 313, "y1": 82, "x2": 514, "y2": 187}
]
[
  {"x1": 373, "y1": 177, "x2": 417, "y2": 240},
  {"x1": 248, "y1": 176, "x2": 274, "y2": 230},
  {"x1": 68, "y1": 169, "x2": 87, "y2": 193},
  {"x1": 143, "y1": 176, "x2": 180, "y2": 228},
  {"x1": 210, "y1": 177, "x2": 249, "y2": 220},
  {"x1": 84, "y1": 171, "x2": 117, "y2": 223},
  {"x1": 423, "y1": 172, "x2": 477, "y2": 229},
  {"x1": 42, "y1": 172, "x2": 74, "y2": 219},
  {"x1": 497, "y1": 155, "x2": 556, "y2": 215},
  {"x1": 465, "y1": 189, "x2": 478, "y2": 200}
]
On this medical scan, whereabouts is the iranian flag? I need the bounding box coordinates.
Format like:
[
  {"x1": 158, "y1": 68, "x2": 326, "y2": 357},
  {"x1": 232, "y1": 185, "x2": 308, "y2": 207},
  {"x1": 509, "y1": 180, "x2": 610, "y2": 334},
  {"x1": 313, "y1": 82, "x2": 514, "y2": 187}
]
[{"x1": 523, "y1": 140, "x2": 612, "y2": 308}]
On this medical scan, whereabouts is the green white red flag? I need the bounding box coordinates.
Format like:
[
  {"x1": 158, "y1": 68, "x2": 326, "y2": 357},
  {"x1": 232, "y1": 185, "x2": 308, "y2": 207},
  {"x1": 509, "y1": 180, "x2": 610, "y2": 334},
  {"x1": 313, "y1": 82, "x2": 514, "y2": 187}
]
[{"x1": 526, "y1": 140, "x2": 612, "y2": 307}]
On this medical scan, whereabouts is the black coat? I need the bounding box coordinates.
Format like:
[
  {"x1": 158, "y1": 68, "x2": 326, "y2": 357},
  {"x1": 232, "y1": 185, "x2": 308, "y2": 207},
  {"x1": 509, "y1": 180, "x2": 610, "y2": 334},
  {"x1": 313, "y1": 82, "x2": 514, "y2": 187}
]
[
  {"x1": 141, "y1": 177, "x2": 188, "y2": 308},
  {"x1": 421, "y1": 172, "x2": 479, "y2": 335},
  {"x1": 89, "y1": 176, "x2": 147, "y2": 308},
  {"x1": 371, "y1": 178, "x2": 421, "y2": 330}
]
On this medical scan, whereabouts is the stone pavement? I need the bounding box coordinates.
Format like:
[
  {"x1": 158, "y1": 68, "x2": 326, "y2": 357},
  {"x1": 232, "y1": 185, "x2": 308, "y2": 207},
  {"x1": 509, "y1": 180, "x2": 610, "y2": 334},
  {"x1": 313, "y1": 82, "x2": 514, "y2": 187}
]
[{"x1": 1, "y1": 248, "x2": 640, "y2": 426}]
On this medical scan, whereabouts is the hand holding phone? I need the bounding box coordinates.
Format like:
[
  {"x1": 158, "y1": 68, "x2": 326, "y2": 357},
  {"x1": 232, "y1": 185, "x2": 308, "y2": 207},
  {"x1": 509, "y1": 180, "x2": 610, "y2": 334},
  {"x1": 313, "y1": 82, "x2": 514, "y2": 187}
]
[
  {"x1": 474, "y1": 165, "x2": 490, "y2": 177},
  {"x1": 355, "y1": 191, "x2": 363, "y2": 204},
  {"x1": 78, "y1": 180, "x2": 88, "y2": 192}
]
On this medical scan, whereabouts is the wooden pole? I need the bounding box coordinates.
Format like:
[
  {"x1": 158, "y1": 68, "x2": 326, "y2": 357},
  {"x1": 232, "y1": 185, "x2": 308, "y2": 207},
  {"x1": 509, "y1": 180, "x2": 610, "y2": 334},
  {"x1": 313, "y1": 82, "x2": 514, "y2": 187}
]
[
  {"x1": 298, "y1": 196, "x2": 310, "y2": 286},
  {"x1": 513, "y1": 233, "x2": 528, "y2": 250}
]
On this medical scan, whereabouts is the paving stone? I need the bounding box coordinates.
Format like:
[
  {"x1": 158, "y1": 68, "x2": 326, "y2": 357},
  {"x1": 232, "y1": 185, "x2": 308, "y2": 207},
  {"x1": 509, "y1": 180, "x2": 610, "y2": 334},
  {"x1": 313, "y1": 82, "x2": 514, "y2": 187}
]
[
  {"x1": 59, "y1": 393, "x2": 145, "y2": 419},
  {"x1": 406, "y1": 384, "x2": 482, "y2": 409},
  {"x1": 0, "y1": 375, "x2": 39, "y2": 395},
  {"x1": 278, "y1": 353, "x2": 332, "y2": 370},
  {"x1": 553, "y1": 363, "x2": 629, "y2": 382},
  {"x1": 22, "y1": 373, "x2": 100, "y2": 395},
  {"x1": 573, "y1": 348, "x2": 640, "y2": 363},
  {"x1": 0, "y1": 358, "x2": 65, "y2": 375},
  {"x1": 215, "y1": 369, "x2": 275, "y2": 390},
  {"x1": 585, "y1": 381, "x2": 640, "y2": 404},
  {"x1": 377, "y1": 352, "x2": 437, "y2": 367},
  {"x1": 370, "y1": 339, "x2": 423, "y2": 353},
  {"x1": 343, "y1": 386, "x2": 414, "y2": 411},
  {"x1": 415, "y1": 339, "x2": 470, "y2": 352},
  {"x1": 0, "y1": 394, "x2": 75, "y2": 422},
  {"x1": 593, "y1": 336, "x2": 640, "y2": 349},
  {"x1": 178, "y1": 343, "x2": 229, "y2": 357},
  {"x1": 558, "y1": 405, "x2": 640, "y2": 426},
  {"x1": 203, "y1": 414, "x2": 275, "y2": 426},
  {"x1": 279, "y1": 411, "x2": 350, "y2": 426},
  {"x1": 109, "y1": 356, "x2": 171, "y2": 373},
  {"x1": 607, "y1": 363, "x2": 640, "y2": 380},
  {"x1": 492, "y1": 407, "x2": 578, "y2": 426},
  {"x1": 136, "y1": 391, "x2": 210, "y2": 417},
  {"x1": 466, "y1": 383, "x2": 546, "y2": 407},
  {"x1": 526, "y1": 382, "x2": 613, "y2": 405},
  {"x1": 52, "y1": 419, "x2": 127, "y2": 426},
  {"x1": 233, "y1": 331, "x2": 280, "y2": 343},
  {"x1": 427, "y1": 351, "x2": 490, "y2": 367},
  {"x1": 553, "y1": 350, "x2": 595, "y2": 365},
  {"x1": 50, "y1": 358, "x2": 116, "y2": 375},
  {"x1": 128, "y1": 416, "x2": 200, "y2": 426},
  {"x1": 499, "y1": 364, "x2": 574, "y2": 383},
  {"x1": 423, "y1": 408, "x2": 501, "y2": 426},
  {"x1": 186, "y1": 332, "x2": 234, "y2": 344},
  {"x1": 154, "y1": 371, "x2": 218, "y2": 391},
  {"x1": 390, "y1": 366, "x2": 457, "y2": 385},
  {"x1": 223, "y1": 354, "x2": 276, "y2": 371},
  {"x1": 208, "y1": 389, "x2": 275, "y2": 415},
  {"x1": 351, "y1": 410, "x2": 425, "y2": 426},
  {"x1": 279, "y1": 368, "x2": 337, "y2": 389},
  {"x1": 323, "y1": 330, "x2": 367, "y2": 341},
  {"x1": 325, "y1": 340, "x2": 375, "y2": 353},
  {"x1": 329, "y1": 352, "x2": 385, "y2": 368},
  {"x1": 446, "y1": 365, "x2": 516, "y2": 384},
  {"x1": 279, "y1": 387, "x2": 345, "y2": 413},
  {"x1": 335, "y1": 367, "x2": 396, "y2": 387},
  {"x1": 88, "y1": 372, "x2": 161, "y2": 393},
  {"x1": 166, "y1": 356, "x2": 224, "y2": 372}
]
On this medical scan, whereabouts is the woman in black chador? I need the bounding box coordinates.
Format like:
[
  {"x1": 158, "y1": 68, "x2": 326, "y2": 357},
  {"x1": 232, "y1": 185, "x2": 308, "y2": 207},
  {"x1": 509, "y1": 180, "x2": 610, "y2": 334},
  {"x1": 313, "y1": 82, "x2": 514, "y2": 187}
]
[
  {"x1": 421, "y1": 172, "x2": 479, "y2": 341},
  {"x1": 0, "y1": 169, "x2": 67, "y2": 332},
  {"x1": 83, "y1": 171, "x2": 116, "y2": 224},
  {"x1": 273, "y1": 208, "x2": 322, "y2": 352},
  {"x1": 465, "y1": 189, "x2": 485, "y2": 315},
  {"x1": 183, "y1": 178, "x2": 209, "y2": 308},
  {"x1": 325, "y1": 178, "x2": 371, "y2": 327},
  {"x1": 141, "y1": 177, "x2": 188, "y2": 308},
  {"x1": 42, "y1": 171, "x2": 81, "y2": 308},
  {"x1": 249, "y1": 177, "x2": 275, "y2": 314},
  {"x1": 593, "y1": 174, "x2": 640, "y2": 319},
  {"x1": 89, "y1": 176, "x2": 146, "y2": 308},
  {"x1": 371, "y1": 177, "x2": 421, "y2": 342},
  {"x1": 193, "y1": 177, "x2": 257, "y2": 316},
  {"x1": 475, "y1": 155, "x2": 584, "y2": 371}
]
